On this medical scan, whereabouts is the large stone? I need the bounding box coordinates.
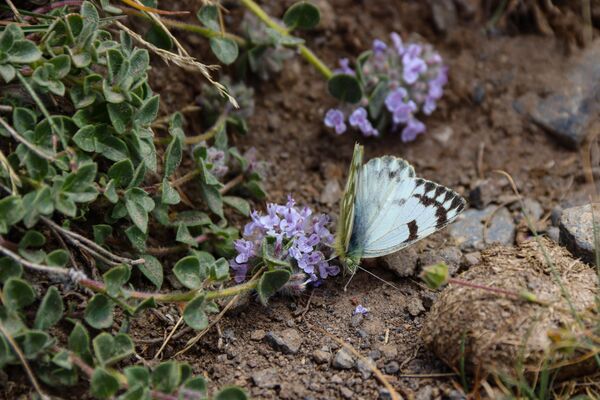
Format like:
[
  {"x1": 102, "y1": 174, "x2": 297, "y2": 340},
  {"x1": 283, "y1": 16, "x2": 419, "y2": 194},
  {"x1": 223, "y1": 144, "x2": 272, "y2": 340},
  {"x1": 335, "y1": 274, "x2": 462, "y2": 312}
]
[
  {"x1": 529, "y1": 40, "x2": 600, "y2": 148},
  {"x1": 265, "y1": 329, "x2": 303, "y2": 354},
  {"x1": 332, "y1": 349, "x2": 355, "y2": 369},
  {"x1": 252, "y1": 368, "x2": 279, "y2": 389},
  {"x1": 559, "y1": 204, "x2": 598, "y2": 264},
  {"x1": 448, "y1": 206, "x2": 515, "y2": 250},
  {"x1": 380, "y1": 246, "x2": 419, "y2": 277}
]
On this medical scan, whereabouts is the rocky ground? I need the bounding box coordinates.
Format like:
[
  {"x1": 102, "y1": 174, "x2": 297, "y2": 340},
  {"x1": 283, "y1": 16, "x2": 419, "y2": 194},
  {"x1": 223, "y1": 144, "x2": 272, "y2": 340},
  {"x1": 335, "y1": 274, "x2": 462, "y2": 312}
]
[
  {"x1": 5, "y1": 0, "x2": 600, "y2": 398},
  {"x1": 128, "y1": 1, "x2": 600, "y2": 399}
]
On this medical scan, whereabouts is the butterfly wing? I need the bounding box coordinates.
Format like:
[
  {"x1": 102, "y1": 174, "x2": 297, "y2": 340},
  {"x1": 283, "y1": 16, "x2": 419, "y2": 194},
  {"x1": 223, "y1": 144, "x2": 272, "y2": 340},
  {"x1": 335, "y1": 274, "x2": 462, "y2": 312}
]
[
  {"x1": 334, "y1": 143, "x2": 363, "y2": 262},
  {"x1": 349, "y1": 156, "x2": 465, "y2": 258}
]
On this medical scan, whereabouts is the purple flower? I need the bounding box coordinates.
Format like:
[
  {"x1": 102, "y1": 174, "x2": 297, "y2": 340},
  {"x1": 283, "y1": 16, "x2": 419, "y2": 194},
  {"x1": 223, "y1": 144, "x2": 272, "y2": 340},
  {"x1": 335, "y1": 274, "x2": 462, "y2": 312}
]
[
  {"x1": 319, "y1": 262, "x2": 340, "y2": 279},
  {"x1": 401, "y1": 118, "x2": 426, "y2": 142},
  {"x1": 229, "y1": 260, "x2": 248, "y2": 283},
  {"x1": 373, "y1": 39, "x2": 387, "y2": 55},
  {"x1": 423, "y1": 96, "x2": 437, "y2": 115},
  {"x1": 390, "y1": 32, "x2": 404, "y2": 55},
  {"x1": 349, "y1": 107, "x2": 379, "y2": 137},
  {"x1": 402, "y1": 44, "x2": 427, "y2": 84},
  {"x1": 392, "y1": 100, "x2": 417, "y2": 124},
  {"x1": 324, "y1": 109, "x2": 347, "y2": 135},
  {"x1": 354, "y1": 305, "x2": 369, "y2": 315},
  {"x1": 384, "y1": 88, "x2": 408, "y2": 111},
  {"x1": 234, "y1": 239, "x2": 255, "y2": 264},
  {"x1": 334, "y1": 58, "x2": 354, "y2": 75}
]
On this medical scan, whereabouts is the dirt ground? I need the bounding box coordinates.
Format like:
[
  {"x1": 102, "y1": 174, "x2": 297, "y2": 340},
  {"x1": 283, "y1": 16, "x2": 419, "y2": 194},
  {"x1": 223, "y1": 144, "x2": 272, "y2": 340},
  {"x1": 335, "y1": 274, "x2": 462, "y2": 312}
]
[
  {"x1": 129, "y1": 1, "x2": 600, "y2": 399},
  {"x1": 5, "y1": 0, "x2": 599, "y2": 399}
]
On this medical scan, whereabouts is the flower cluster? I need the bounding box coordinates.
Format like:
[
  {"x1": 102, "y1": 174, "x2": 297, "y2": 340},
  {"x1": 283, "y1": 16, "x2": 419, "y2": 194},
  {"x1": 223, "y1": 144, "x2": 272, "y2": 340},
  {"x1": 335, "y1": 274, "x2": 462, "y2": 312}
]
[
  {"x1": 230, "y1": 196, "x2": 338, "y2": 285},
  {"x1": 324, "y1": 32, "x2": 447, "y2": 142}
]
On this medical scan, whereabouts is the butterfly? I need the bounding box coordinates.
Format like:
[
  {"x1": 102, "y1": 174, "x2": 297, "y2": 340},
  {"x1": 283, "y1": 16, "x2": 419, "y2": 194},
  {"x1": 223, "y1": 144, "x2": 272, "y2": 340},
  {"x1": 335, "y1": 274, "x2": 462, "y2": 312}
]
[{"x1": 334, "y1": 143, "x2": 466, "y2": 272}]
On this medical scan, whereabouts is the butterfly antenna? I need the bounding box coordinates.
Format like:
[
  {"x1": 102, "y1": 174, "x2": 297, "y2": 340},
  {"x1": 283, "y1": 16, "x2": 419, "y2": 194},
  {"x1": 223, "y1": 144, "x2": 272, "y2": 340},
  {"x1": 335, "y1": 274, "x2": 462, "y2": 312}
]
[
  {"x1": 343, "y1": 268, "x2": 357, "y2": 292},
  {"x1": 358, "y1": 266, "x2": 402, "y2": 291}
]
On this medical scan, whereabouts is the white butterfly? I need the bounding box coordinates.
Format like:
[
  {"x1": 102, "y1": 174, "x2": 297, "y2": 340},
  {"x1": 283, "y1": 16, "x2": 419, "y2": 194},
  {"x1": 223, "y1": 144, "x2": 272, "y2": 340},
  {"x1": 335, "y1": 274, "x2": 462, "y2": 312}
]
[{"x1": 334, "y1": 143, "x2": 466, "y2": 272}]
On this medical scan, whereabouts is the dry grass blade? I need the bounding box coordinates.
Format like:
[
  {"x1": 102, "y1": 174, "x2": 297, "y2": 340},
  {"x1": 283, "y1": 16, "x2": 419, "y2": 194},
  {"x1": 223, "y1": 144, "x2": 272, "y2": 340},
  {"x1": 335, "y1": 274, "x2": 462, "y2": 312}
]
[
  {"x1": 307, "y1": 322, "x2": 404, "y2": 400},
  {"x1": 120, "y1": 0, "x2": 189, "y2": 15},
  {"x1": 0, "y1": 323, "x2": 49, "y2": 400}
]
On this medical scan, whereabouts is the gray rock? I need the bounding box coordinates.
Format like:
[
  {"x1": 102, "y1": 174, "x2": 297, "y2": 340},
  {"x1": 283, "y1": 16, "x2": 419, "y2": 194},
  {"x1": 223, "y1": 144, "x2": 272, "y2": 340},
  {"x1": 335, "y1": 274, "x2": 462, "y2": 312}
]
[
  {"x1": 384, "y1": 361, "x2": 400, "y2": 374},
  {"x1": 265, "y1": 329, "x2": 303, "y2": 354},
  {"x1": 420, "y1": 246, "x2": 462, "y2": 276},
  {"x1": 379, "y1": 388, "x2": 393, "y2": 400},
  {"x1": 521, "y1": 198, "x2": 544, "y2": 222},
  {"x1": 462, "y1": 251, "x2": 481, "y2": 267},
  {"x1": 350, "y1": 313, "x2": 364, "y2": 327},
  {"x1": 250, "y1": 329, "x2": 265, "y2": 341},
  {"x1": 559, "y1": 204, "x2": 598, "y2": 264},
  {"x1": 367, "y1": 349, "x2": 381, "y2": 360},
  {"x1": 378, "y1": 344, "x2": 398, "y2": 360},
  {"x1": 547, "y1": 226, "x2": 560, "y2": 243},
  {"x1": 330, "y1": 374, "x2": 343, "y2": 384},
  {"x1": 340, "y1": 387, "x2": 354, "y2": 399},
  {"x1": 469, "y1": 179, "x2": 503, "y2": 210},
  {"x1": 380, "y1": 246, "x2": 419, "y2": 277},
  {"x1": 333, "y1": 349, "x2": 355, "y2": 369},
  {"x1": 252, "y1": 367, "x2": 279, "y2": 389},
  {"x1": 406, "y1": 297, "x2": 426, "y2": 317},
  {"x1": 312, "y1": 349, "x2": 331, "y2": 364},
  {"x1": 319, "y1": 179, "x2": 341, "y2": 205},
  {"x1": 416, "y1": 385, "x2": 434, "y2": 400},
  {"x1": 356, "y1": 358, "x2": 375, "y2": 379},
  {"x1": 529, "y1": 40, "x2": 600, "y2": 148},
  {"x1": 449, "y1": 206, "x2": 515, "y2": 250},
  {"x1": 429, "y1": 0, "x2": 457, "y2": 33}
]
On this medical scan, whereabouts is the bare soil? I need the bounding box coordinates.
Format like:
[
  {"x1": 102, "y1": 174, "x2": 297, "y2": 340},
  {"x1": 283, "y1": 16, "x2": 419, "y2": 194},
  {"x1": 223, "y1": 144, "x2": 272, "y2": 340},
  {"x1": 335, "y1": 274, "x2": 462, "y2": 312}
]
[{"x1": 5, "y1": 1, "x2": 600, "y2": 399}]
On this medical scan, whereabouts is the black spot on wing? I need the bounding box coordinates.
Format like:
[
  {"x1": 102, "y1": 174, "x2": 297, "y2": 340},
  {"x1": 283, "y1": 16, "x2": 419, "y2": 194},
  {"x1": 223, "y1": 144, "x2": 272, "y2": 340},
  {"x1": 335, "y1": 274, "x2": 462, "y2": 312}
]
[
  {"x1": 404, "y1": 219, "x2": 419, "y2": 242},
  {"x1": 414, "y1": 184, "x2": 467, "y2": 230},
  {"x1": 424, "y1": 181, "x2": 435, "y2": 193}
]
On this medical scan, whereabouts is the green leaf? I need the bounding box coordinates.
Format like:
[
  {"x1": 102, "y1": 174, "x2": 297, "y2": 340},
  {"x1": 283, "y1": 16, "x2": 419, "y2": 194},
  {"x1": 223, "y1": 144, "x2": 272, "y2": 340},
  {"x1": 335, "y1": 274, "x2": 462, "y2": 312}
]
[
  {"x1": 138, "y1": 254, "x2": 163, "y2": 289},
  {"x1": 45, "y1": 249, "x2": 69, "y2": 267},
  {"x1": 63, "y1": 163, "x2": 97, "y2": 192},
  {"x1": 13, "y1": 107, "x2": 37, "y2": 133},
  {"x1": 175, "y1": 224, "x2": 196, "y2": 246},
  {"x1": 0, "y1": 195, "x2": 25, "y2": 234},
  {"x1": 34, "y1": 286, "x2": 64, "y2": 330},
  {"x1": 104, "y1": 179, "x2": 119, "y2": 203},
  {"x1": 84, "y1": 294, "x2": 114, "y2": 329},
  {"x1": 183, "y1": 294, "x2": 208, "y2": 330},
  {"x1": 368, "y1": 79, "x2": 389, "y2": 119},
  {"x1": 0, "y1": 257, "x2": 23, "y2": 283},
  {"x1": 183, "y1": 376, "x2": 207, "y2": 397},
  {"x1": 199, "y1": 182, "x2": 223, "y2": 218},
  {"x1": 68, "y1": 323, "x2": 92, "y2": 364},
  {"x1": 257, "y1": 269, "x2": 291, "y2": 305},
  {"x1": 107, "y1": 102, "x2": 133, "y2": 132},
  {"x1": 125, "y1": 188, "x2": 153, "y2": 233},
  {"x1": 91, "y1": 368, "x2": 119, "y2": 399},
  {"x1": 328, "y1": 74, "x2": 363, "y2": 103},
  {"x1": 72, "y1": 125, "x2": 97, "y2": 152},
  {"x1": 215, "y1": 387, "x2": 248, "y2": 400},
  {"x1": 8, "y1": 40, "x2": 42, "y2": 63},
  {"x1": 244, "y1": 180, "x2": 266, "y2": 200},
  {"x1": 210, "y1": 258, "x2": 230, "y2": 281},
  {"x1": 128, "y1": 162, "x2": 146, "y2": 188},
  {"x1": 197, "y1": 5, "x2": 220, "y2": 31},
  {"x1": 223, "y1": 196, "x2": 251, "y2": 216},
  {"x1": 173, "y1": 256, "x2": 203, "y2": 289},
  {"x1": 108, "y1": 159, "x2": 134, "y2": 187},
  {"x1": 125, "y1": 225, "x2": 147, "y2": 252},
  {"x1": 15, "y1": 330, "x2": 51, "y2": 358},
  {"x1": 4, "y1": 277, "x2": 35, "y2": 310},
  {"x1": 163, "y1": 135, "x2": 182, "y2": 177},
  {"x1": 170, "y1": 211, "x2": 211, "y2": 227},
  {"x1": 161, "y1": 179, "x2": 181, "y2": 205},
  {"x1": 107, "y1": 48, "x2": 125, "y2": 82},
  {"x1": 151, "y1": 361, "x2": 181, "y2": 394},
  {"x1": 18, "y1": 232, "x2": 47, "y2": 252},
  {"x1": 143, "y1": 23, "x2": 173, "y2": 50},
  {"x1": 0, "y1": 64, "x2": 15, "y2": 83},
  {"x1": 283, "y1": 1, "x2": 320, "y2": 30},
  {"x1": 0, "y1": 335, "x2": 11, "y2": 368},
  {"x1": 124, "y1": 365, "x2": 149, "y2": 388},
  {"x1": 103, "y1": 265, "x2": 131, "y2": 297},
  {"x1": 93, "y1": 224, "x2": 113, "y2": 245},
  {"x1": 93, "y1": 332, "x2": 135, "y2": 366},
  {"x1": 136, "y1": 95, "x2": 159, "y2": 126},
  {"x1": 51, "y1": 350, "x2": 72, "y2": 370},
  {"x1": 209, "y1": 37, "x2": 239, "y2": 65}
]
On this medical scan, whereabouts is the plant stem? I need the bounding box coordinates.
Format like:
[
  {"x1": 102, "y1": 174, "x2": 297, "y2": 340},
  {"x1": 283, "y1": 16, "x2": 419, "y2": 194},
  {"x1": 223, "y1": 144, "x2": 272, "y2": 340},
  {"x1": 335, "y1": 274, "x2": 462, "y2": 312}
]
[
  {"x1": 0, "y1": 117, "x2": 57, "y2": 162},
  {"x1": 238, "y1": 0, "x2": 333, "y2": 79},
  {"x1": 219, "y1": 173, "x2": 244, "y2": 194}
]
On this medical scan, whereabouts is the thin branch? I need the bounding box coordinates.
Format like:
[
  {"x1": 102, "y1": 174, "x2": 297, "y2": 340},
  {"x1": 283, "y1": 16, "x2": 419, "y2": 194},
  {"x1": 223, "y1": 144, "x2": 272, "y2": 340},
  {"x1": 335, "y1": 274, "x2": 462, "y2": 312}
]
[
  {"x1": 5, "y1": 0, "x2": 24, "y2": 23},
  {"x1": 0, "y1": 243, "x2": 70, "y2": 276},
  {"x1": 219, "y1": 173, "x2": 244, "y2": 195},
  {"x1": 41, "y1": 217, "x2": 145, "y2": 266},
  {"x1": 0, "y1": 117, "x2": 57, "y2": 162},
  {"x1": 0, "y1": 323, "x2": 50, "y2": 400}
]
